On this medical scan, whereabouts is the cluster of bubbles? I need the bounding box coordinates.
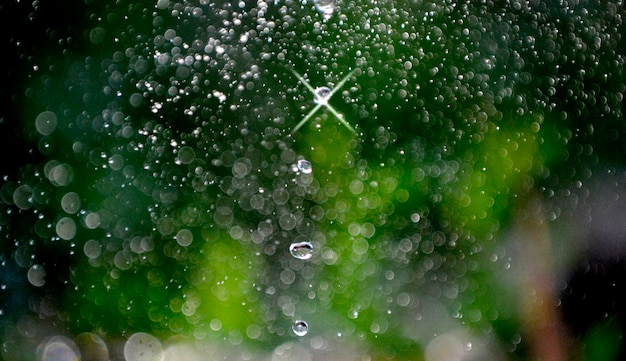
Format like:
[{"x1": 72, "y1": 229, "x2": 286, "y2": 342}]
[{"x1": 2, "y1": 0, "x2": 626, "y2": 359}]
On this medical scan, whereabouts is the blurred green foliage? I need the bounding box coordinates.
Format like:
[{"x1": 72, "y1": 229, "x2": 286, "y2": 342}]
[{"x1": 2, "y1": 0, "x2": 626, "y2": 360}]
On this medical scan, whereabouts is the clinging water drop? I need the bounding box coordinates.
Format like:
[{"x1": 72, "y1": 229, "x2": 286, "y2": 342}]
[
  {"x1": 292, "y1": 320, "x2": 309, "y2": 336},
  {"x1": 313, "y1": 86, "x2": 332, "y2": 105},
  {"x1": 296, "y1": 159, "x2": 313, "y2": 174},
  {"x1": 289, "y1": 241, "x2": 314, "y2": 260}
]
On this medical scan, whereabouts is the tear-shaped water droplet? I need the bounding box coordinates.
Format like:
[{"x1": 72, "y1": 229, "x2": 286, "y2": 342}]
[
  {"x1": 296, "y1": 159, "x2": 313, "y2": 174},
  {"x1": 289, "y1": 241, "x2": 313, "y2": 260},
  {"x1": 313, "y1": 86, "x2": 332, "y2": 105},
  {"x1": 292, "y1": 320, "x2": 309, "y2": 336},
  {"x1": 314, "y1": 0, "x2": 336, "y2": 19}
]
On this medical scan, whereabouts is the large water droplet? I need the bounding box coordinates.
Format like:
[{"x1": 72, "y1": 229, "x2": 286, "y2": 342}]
[
  {"x1": 292, "y1": 320, "x2": 309, "y2": 336},
  {"x1": 39, "y1": 336, "x2": 80, "y2": 361},
  {"x1": 314, "y1": 0, "x2": 336, "y2": 19},
  {"x1": 313, "y1": 86, "x2": 332, "y2": 105},
  {"x1": 289, "y1": 241, "x2": 313, "y2": 260},
  {"x1": 296, "y1": 159, "x2": 313, "y2": 174},
  {"x1": 124, "y1": 332, "x2": 163, "y2": 361}
]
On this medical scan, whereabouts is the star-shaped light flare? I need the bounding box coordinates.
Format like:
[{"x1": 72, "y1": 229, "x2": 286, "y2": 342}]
[{"x1": 290, "y1": 69, "x2": 357, "y2": 134}]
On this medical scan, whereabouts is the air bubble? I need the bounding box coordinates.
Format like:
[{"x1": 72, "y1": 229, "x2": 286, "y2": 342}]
[
  {"x1": 289, "y1": 241, "x2": 313, "y2": 260},
  {"x1": 292, "y1": 320, "x2": 309, "y2": 336}
]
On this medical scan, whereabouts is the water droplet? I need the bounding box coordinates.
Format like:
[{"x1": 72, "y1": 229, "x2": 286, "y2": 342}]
[
  {"x1": 176, "y1": 146, "x2": 196, "y2": 164},
  {"x1": 56, "y1": 217, "x2": 77, "y2": 240},
  {"x1": 74, "y1": 333, "x2": 109, "y2": 361},
  {"x1": 292, "y1": 320, "x2": 308, "y2": 336},
  {"x1": 289, "y1": 241, "x2": 313, "y2": 260},
  {"x1": 124, "y1": 332, "x2": 163, "y2": 361},
  {"x1": 27, "y1": 264, "x2": 46, "y2": 287},
  {"x1": 279, "y1": 213, "x2": 298, "y2": 231},
  {"x1": 84, "y1": 212, "x2": 101, "y2": 229},
  {"x1": 39, "y1": 336, "x2": 80, "y2": 361},
  {"x1": 175, "y1": 228, "x2": 193, "y2": 246},
  {"x1": 313, "y1": 86, "x2": 332, "y2": 105},
  {"x1": 12, "y1": 185, "x2": 33, "y2": 210},
  {"x1": 35, "y1": 111, "x2": 58, "y2": 136},
  {"x1": 348, "y1": 309, "x2": 359, "y2": 319},
  {"x1": 61, "y1": 192, "x2": 81, "y2": 214},
  {"x1": 314, "y1": 0, "x2": 336, "y2": 19},
  {"x1": 83, "y1": 239, "x2": 102, "y2": 259},
  {"x1": 296, "y1": 159, "x2": 313, "y2": 174}
]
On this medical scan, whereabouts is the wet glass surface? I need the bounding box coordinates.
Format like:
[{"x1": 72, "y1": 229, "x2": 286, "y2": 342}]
[{"x1": 2, "y1": 1, "x2": 626, "y2": 360}]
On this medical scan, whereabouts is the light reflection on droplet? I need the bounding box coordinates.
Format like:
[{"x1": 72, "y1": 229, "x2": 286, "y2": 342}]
[
  {"x1": 313, "y1": 86, "x2": 332, "y2": 105},
  {"x1": 296, "y1": 159, "x2": 312, "y2": 174},
  {"x1": 289, "y1": 241, "x2": 313, "y2": 260},
  {"x1": 292, "y1": 320, "x2": 309, "y2": 336}
]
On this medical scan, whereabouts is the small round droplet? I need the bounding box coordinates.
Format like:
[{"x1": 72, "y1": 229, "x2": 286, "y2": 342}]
[
  {"x1": 292, "y1": 320, "x2": 309, "y2": 336},
  {"x1": 175, "y1": 228, "x2": 193, "y2": 246},
  {"x1": 296, "y1": 159, "x2": 312, "y2": 174},
  {"x1": 289, "y1": 241, "x2": 313, "y2": 260},
  {"x1": 313, "y1": 86, "x2": 332, "y2": 105}
]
